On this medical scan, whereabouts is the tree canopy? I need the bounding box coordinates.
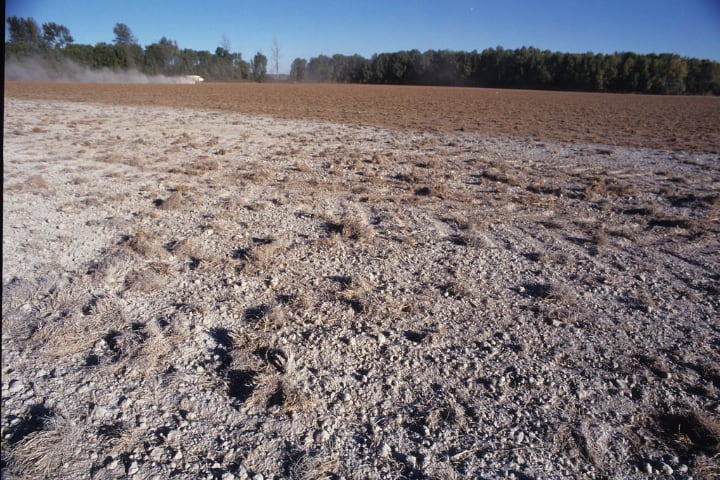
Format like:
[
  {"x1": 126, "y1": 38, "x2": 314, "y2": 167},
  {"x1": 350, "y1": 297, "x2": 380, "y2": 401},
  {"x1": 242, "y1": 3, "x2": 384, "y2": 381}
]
[
  {"x1": 5, "y1": 16, "x2": 719, "y2": 94},
  {"x1": 251, "y1": 52, "x2": 268, "y2": 82}
]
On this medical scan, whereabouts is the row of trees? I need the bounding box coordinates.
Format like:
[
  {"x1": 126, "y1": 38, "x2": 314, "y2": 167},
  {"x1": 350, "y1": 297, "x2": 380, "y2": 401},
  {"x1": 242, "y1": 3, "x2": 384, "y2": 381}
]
[
  {"x1": 5, "y1": 17, "x2": 268, "y2": 82},
  {"x1": 290, "y1": 48, "x2": 720, "y2": 95},
  {"x1": 6, "y1": 16, "x2": 719, "y2": 93}
]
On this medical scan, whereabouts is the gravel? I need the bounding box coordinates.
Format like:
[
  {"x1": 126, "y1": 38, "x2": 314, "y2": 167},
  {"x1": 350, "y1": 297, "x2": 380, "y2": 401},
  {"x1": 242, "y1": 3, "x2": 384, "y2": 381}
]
[{"x1": 2, "y1": 98, "x2": 719, "y2": 479}]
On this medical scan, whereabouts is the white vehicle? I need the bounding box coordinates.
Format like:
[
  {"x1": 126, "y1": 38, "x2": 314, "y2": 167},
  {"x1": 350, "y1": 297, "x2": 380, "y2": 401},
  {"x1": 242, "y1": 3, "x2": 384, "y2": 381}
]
[{"x1": 185, "y1": 75, "x2": 205, "y2": 84}]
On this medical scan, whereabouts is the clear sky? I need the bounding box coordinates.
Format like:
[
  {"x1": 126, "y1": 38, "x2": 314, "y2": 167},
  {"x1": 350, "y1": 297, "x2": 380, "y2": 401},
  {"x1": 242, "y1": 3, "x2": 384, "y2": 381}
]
[{"x1": 6, "y1": 0, "x2": 720, "y2": 73}]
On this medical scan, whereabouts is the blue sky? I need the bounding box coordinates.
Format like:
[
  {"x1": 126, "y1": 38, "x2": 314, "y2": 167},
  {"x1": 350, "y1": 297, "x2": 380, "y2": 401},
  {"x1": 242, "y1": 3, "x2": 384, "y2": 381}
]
[{"x1": 6, "y1": 0, "x2": 720, "y2": 73}]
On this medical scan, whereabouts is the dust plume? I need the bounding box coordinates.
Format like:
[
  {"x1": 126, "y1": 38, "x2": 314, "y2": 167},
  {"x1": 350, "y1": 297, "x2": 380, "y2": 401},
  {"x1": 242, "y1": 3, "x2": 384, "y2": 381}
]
[{"x1": 4, "y1": 56, "x2": 198, "y2": 84}]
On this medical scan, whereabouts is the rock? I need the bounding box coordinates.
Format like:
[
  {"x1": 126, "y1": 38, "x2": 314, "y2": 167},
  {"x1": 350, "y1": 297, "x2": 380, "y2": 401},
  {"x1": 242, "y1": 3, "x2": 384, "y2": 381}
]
[
  {"x1": 660, "y1": 463, "x2": 673, "y2": 475},
  {"x1": 149, "y1": 447, "x2": 164, "y2": 461},
  {"x1": 8, "y1": 380, "x2": 24, "y2": 394},
  {"x1": 127, "y1": 461, "x2": 139, "y2": 475},
  {"x1": 405, "y1": 454, "x2": 418, "y2": 469},
  {"x1": 314, "y1": 429, "x2": 330, "y2": 444},
  {"x1": 221, "y1": 474, "x2": 235, "y2": 480},
  {"x1": 378, "y1": 442, "x2": 391, "y2": 458}
]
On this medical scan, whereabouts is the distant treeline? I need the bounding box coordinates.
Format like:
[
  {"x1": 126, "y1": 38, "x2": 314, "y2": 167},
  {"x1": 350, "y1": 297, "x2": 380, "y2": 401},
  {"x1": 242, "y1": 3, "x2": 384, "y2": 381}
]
[
  {"x1": 5, "y1": 17, "x2": 259, "y2": 81},
  {"x1": 293, "y1": 49, "x2": 720, "y2": 95},
  {"x1": 6, "y1": 16, "x2": 720, "y2": 94}
]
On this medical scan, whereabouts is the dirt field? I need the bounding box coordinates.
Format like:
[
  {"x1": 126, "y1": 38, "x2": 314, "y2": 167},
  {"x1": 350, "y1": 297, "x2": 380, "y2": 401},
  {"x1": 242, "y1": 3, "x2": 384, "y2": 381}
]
[
  {"x1": 5, "y1": 81, "x2": 720, "y2": 153},
  {"x1": 2, "y1": 84, "x2": 719, "y2": 479}
]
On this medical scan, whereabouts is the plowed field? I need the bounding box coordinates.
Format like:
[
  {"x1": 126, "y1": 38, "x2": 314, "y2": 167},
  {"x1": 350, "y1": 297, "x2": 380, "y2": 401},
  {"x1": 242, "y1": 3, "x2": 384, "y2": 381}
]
[{"x1": 6, "y1": 81, "x2": 720, "y2": 152}]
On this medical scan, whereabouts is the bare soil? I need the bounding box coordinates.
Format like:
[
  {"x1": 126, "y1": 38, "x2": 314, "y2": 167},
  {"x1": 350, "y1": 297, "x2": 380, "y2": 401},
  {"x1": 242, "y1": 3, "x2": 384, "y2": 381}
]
[
  {"x1": 2, "y1": 85, "x2": 719, "y2": 479},
  {"x1": 5, "y1": 81, "x2": 720, "y2": 153}
]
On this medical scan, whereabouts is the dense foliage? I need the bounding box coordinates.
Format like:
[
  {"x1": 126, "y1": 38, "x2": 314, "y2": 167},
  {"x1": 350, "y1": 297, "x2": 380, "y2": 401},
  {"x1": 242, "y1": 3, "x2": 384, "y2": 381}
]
[
  {"x1": 294, "y1": 48, "x2": 720, "y2": 95},
  {"x1": 5, "y1": 17, "x2": 252, "y2": 82},
  {"x1": 6, "y1": 16, "x2": 720, "y2": 93}
]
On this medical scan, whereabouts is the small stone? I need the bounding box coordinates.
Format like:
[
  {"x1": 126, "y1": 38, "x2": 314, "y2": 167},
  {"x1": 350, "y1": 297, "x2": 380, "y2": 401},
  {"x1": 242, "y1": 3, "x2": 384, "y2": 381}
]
[
  {"x1": 107, "y1": 460, "x2": 118, "y2": 470},
  {"x1": 127, "y1": 461, "x2": 139, "y2": 475},
  {"x1": 314, "y1": 429, "x2": 330, "y2": 444},
  {"x1": 149, "y1": 447, "x2": 163, "y2": 461},
  {"x1": 252, "y1": 474, "x2": 264, "y2": 480},
  {"x1": 340, "y1": 392, "x2": 352, "y2": 402},
  {"x1": 221, "y1": 474, "x2": 235, "y2": 480},
  {"x1": 405, "y1": 454, "x2": 418, "y2": 469},
  {"x1": 8, "y1": 380, "x2": 24, "y2": 394},
  {"x1": 644, "y1": 463, "x2": 653, "y2": 474},
  {"x1": 660, "y1": 463, "x2": 673, "y2": 475},
  {"x1": 378, "y1": 442, "x2": 391, "y2": 458}
]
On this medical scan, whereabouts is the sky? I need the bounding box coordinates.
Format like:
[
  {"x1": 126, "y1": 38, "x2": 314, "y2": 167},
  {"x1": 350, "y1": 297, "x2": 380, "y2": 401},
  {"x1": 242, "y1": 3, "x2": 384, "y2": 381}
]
[{"x1": 6, "y1": 0, "x2": 720, "y2": 74}]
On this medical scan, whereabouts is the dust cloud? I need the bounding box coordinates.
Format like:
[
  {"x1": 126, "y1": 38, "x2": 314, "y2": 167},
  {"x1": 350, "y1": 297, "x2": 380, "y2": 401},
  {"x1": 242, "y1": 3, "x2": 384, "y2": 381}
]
[{"x1": 4, "y1": 56, "x2": 197, "y2": 84}]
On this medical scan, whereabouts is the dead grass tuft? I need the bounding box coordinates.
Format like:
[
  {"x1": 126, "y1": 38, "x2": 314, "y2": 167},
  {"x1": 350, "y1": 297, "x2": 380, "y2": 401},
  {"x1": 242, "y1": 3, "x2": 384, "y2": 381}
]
[
  {"x1": 156, "y1": 191, "x2": 186, "y2": 210},
  {"x1": 290, "y1": 454, "x2": 341, "y2": 480},
  {"x1": 414, "y1": 182, "x2": 449, "y2": 199},
  {"x1": 6, "y1": 414, "x2": 84, "y2": 479},
  {"x1": 651, "y1": 409, "x2": 720, "y2": 456},
  {"x1": 126, "y1": 231, "x2": 165, "y2": 258},
  {"x1": 236, "y1": 237, "x2": 288, "y2": 274},
  {"x1": 522, "y1": 281, "x2": 577, "y2": 304},
  {"x1": 323, "y1": 217, "x2": 375, "y2": 241},
  {"x1": 648, "y1": 216, "x2": 695, "y2": 230}
]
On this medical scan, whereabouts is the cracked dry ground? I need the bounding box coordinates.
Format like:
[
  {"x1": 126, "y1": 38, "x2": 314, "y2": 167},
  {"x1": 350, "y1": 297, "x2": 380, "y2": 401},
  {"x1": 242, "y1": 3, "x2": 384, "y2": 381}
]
[{"x1": 2, "y1": 94, "x2": 719, "y2": 479}]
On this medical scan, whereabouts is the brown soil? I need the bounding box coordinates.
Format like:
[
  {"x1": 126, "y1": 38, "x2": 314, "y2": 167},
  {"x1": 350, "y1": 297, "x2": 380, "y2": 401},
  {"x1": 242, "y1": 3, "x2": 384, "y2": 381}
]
[{"x1": 6, "y1": 81, "x2": 720, "y2": 153}]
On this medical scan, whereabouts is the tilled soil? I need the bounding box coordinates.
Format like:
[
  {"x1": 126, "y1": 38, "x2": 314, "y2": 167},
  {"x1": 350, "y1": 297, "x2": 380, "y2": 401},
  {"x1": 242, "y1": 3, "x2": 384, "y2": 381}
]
[
  {"x1": 5, "y1": 81, "x2": 720, "y2": 153},
  {"x1": 2, "y1": 88, "x2": 719, "y2": 480}
]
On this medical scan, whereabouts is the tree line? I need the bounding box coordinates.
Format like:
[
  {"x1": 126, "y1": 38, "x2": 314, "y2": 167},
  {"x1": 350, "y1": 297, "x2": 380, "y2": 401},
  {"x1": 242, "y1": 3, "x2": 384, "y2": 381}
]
[
  {"x1": 292, "y1": 48, "x2": 720, "y2": 95},
  {"x1": 5, "y1": 17, "x2": 267, "y2": 82},
  {"x1": 6, "y1": 16, "x2": 719, "y2": 94}
]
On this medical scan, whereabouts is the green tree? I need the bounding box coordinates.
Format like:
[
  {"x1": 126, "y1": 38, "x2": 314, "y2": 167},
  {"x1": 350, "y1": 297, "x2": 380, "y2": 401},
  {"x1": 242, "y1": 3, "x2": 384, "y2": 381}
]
[
  {"x1": 7, "y1": 16, "x2": 42, "y2": 46},
  {"x1": 92, "y1": 42, "x2": 119, "y2": 69},
  {"x1": 251, "y1": 52, "x2": 267, "y2": 82},
  {"x1": 290, "y1": 57, "x2": 307, "y2": 81},
  {"x1": 42, "y1": 22, "x2": 74, "y2": 49},
  {"x1": 308, "y1": 54, "x2": 333, "y2": 81},
  {"x1": 144, "y1": 37, "x2": 179, "y2": 75},
  {"x1": 113, "y1": 23, "x2": 137, "y2": 45}
]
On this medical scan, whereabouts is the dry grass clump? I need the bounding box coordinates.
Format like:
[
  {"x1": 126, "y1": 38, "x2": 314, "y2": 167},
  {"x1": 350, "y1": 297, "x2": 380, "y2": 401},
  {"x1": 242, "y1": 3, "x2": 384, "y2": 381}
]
[
  {"x1": 156, "y1": 190, "x2": 186, "y2": 210},
  {"x1": 293, "y1": 160, "x2": 312, "y2": 172},
  {"x1": 169, "y1": 237, "x2": 205, "y2": 259},
  {"x1": 583, "y1": 176, "x2": 637, "y2": 199},
  {"x1": 2, "y1": 277, "x2": 43, "y2": 312},
  {"x1": 551, "y1": 422, "x2": 603, "y2": 472},
  {"x1": 5, "y1": 414, "x2": 85, "y2": 479},
  {"x1": 25, "y1": 174, "x2": 50, "y2": 189},
  {"x1": 647, "y1": 216, "x2": 695, "y2": 230},
  {"x1": 235, "y1": 236, "x2": 288, "y2": 274},
  {"x1": 5, "y1": 174, "x2": 50, "y2": 193},
  {"x1": 414, "y1": 182, "x2": 449, "y2": 199},
  {"x1": 249, "y1": 372, "x2": 313, "y2": 414},
  {"x1": 289, "y1": 454, "x2": 341, "y2": 480},
  {"x1": 322, "y1": 217, "x2": 375, "y2": 241},
  {"x1": 479, "y1": 166, "x2": 521, "y2": 187},
  {"x1": 522, "y1": 281, "x2": 577, "y2": 305},
  {"x1": 124, "y1": 231, "x2": 169, "y2": 260},
  {"x1": 123, "y1": 267, "x2": 164, "y2": 293},
  {"x1": 651, "y1": 409, "x2": 720, "y2": 456},
  {"x1": 334, "y1": 275, "x2": 374, "y2": 314}
]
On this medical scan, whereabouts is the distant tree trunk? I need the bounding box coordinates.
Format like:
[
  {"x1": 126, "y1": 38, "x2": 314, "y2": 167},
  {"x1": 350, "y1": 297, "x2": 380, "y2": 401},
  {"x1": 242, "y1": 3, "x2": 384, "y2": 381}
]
[{"x1": 271, "y1": 38, "x2": 280, "y2": 76}]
